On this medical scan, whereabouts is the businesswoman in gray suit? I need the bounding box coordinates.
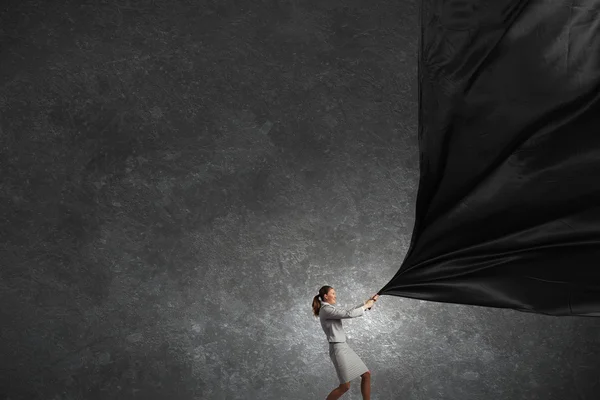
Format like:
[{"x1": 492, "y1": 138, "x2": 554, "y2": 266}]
[{"x1": 312, "y1": 285, "x2": 379, "y2": 400}]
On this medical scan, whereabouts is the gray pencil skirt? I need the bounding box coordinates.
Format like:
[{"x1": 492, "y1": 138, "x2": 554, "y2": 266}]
[{"x1": 329, "y1": 342, "x2": 369, "y2": 384}]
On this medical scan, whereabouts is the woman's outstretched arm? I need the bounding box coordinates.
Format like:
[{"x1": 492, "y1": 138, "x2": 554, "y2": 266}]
[{"x1": 321, "y1": 304, "x2": 365, "y2": 319}]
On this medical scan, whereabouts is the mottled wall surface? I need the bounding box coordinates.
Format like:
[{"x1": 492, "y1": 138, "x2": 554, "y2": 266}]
[{"x1": 1, "y1": 1, "x2": 600, "y2": 399}]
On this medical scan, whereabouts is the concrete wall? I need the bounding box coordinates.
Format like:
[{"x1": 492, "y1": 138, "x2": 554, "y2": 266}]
[{"x1": 2, "y1": 0, "x2": 600, "y2": 399}]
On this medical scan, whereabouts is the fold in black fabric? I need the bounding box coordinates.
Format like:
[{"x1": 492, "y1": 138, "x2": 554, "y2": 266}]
[{"x1": 378, "y1": 0, "x2": 600, "y2": 316}]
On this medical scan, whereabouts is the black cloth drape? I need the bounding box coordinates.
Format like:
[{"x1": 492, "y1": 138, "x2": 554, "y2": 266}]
[{"x1": 378, "y1": 0, "x2": 600, "y2": 316}]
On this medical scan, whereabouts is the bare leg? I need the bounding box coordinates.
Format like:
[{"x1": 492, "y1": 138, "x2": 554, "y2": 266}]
[
  {"x1": 361, "y1": 371, "x2": 371, "y2": 400},
  {"x1": 326, "y1": 382, "x2": 350, "y2": 400}
]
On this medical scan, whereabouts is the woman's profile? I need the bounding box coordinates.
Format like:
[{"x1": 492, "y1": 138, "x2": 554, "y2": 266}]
[{"x1": 312, "y1": 285, "x2": 379, "y2": 400}]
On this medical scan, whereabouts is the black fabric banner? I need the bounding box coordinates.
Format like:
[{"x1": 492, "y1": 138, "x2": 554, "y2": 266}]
[{"x1": 378, "y1": 0, "x2": 600, "y2": 316}]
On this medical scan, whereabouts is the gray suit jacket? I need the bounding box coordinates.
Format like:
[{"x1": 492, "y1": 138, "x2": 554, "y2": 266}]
[{"x1": 319, "y1": 302, "x2": 366, "y2": 343}]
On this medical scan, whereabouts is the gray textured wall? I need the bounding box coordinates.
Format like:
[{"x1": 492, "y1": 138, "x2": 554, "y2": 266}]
[{"x1": 2, "y1": 0, "x2": 600, "y2": 399}]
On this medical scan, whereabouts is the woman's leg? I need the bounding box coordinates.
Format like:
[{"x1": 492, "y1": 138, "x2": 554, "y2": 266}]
[
  {"x1": 361, "y1": 371, "x2": 371, "y2": 400},
  {"x1": 326, "y1": 382, "x2": 350, "y2": 400}
]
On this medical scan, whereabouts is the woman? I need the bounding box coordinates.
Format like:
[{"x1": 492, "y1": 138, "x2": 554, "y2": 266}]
[{"x1": 312, "y1": 285, "x2": 379, "y2": 400}]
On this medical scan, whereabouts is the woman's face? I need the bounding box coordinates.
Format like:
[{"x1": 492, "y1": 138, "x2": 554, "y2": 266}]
[{"x1": 324, "y1": 288, "x2": 336, "y2": 304}]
